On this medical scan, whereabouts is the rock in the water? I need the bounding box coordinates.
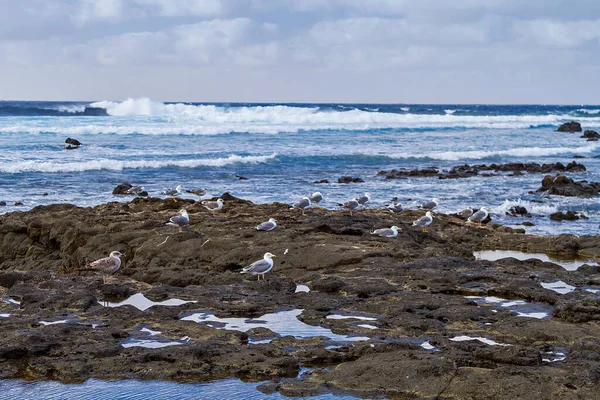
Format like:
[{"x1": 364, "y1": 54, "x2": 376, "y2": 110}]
[
  {"x1": 65, "y1": 137, "x2": 82, "y2": 146},
  {"x1": 0, "y1": 201, "x2": 5, "y2": 206},
  {"x1": 235, "y1": 175, "x2": 248, "y2": 180},
  {"x1": 556, "y1": 121, "x2": 582, "y2": 132},
  {"x1": 338, "y1": 176, "x2": 364, "y2": 184},
  {"x1": 549, "y1": 211, "x2": 588, "y2": 221},
  {"x1": 313, "y1": 179, "x2": 329, "y2": 184},
  {"x1": 581, "y1": 130, "x2": 600, "y2": 139},
  {"x1": 14, "y1": 202, "x2": 23, "y2": 206},
  {"x1": 506, "y1": 206, "x2": 531, "y2": 218},
  {"x1": 538, "y1": 174, "x2": 600, "y2": 197},
  {"x1": 112, "y1": 183, "x2": 133, "y2": 195}
]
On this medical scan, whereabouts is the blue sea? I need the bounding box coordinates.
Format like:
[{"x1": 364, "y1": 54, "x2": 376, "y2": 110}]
[{"x1": 1, "y1": 98, "x2": 600, "y2": 236}]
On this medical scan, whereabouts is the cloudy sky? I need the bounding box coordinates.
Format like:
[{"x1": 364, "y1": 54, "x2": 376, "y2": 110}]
[{"x1": 1, "y1": 0, "x2": 599, "y2": 104}]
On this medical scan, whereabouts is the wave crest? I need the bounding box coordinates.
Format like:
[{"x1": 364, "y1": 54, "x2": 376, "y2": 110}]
[{"x1": 0, "y1": 153, "x2": 276, "y2": 173}]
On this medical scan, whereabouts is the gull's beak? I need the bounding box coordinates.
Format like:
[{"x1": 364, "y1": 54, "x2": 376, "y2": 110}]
[{"x1": 272, "y1": 255, "x2": 277, "y2": 258}]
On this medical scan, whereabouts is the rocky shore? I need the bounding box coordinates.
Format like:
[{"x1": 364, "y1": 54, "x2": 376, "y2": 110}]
[{"x1": 1, "y1": 196, "x2": 600, "y2": 399}]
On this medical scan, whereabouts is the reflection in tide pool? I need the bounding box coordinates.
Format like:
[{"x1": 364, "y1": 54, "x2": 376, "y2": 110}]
[
  {"x1": 0, "y1": 378, "x2": 360, "y2": 399},
  {"x1": 465, "y1": 296, "x2": 553, "y2": 319},
  {"x1": 474, "y1": 250, "x2": 597, "y2": 271},
  {"x1": 182, "y1": 309, "x2": 370, "y2": 342}
]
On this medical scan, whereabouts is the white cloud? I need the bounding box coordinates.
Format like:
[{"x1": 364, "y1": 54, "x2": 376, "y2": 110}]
[{"x1": 514, "y1": 19, "x2": 600, "y2": 47}]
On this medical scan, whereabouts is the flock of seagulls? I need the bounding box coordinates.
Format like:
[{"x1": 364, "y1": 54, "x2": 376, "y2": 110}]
[{"x1": 85, "y1": 186, "x2": 491, "y2": 283}]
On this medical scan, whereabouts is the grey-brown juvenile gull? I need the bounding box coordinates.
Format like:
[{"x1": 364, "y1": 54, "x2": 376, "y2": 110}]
[
  {"x1": 240, "y1": 252, "x2": 276, "y2": 280},
  {"x1": 83, "y1": 251, "x2": 123, "y2": 284}
]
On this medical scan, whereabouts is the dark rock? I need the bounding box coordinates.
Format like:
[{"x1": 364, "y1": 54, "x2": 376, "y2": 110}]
[
  {"x1": 538, "y1": 174, "x2": 600, "y2": 197},
  {"x1": 573, "y1": 155, "x2": 586, "y2": 158},
  {"x1": 14, "y1": 202, "x2": 23, "y2": 206},
  {"x1": 556, "y1": 121, "x2": 582, "y2": 132},
  {"x1": 549, "y1": 211, "x2": 588, "y2": 221},
  {"x1": 587, "y1": 137, "x2": 599, "y2": 142},
  {"x1": 379, "y1": 161, "x2": 586, "y2": 180},
  {"x1": 506, "y1": 206, "x2": 532, "y2": 218},
  {"x1": 65, "y1": 145, "x2": 80, "y2": 150},
  {"x1": 313, "y1": 179, "x2": 329, "y2": 184},
  {"x1": 581, "y1": 130, "x2": 600, "y2": 139},
  {"x1": 112, "y1": 183, "x2": 133, "y2": 195},
  {"x1": 235, "y1": 175, "x2": 248, "y2": 180},
  {"x1": 0, "y1": 201, "x2": 5, "y2": 206},
  {"x1": 338, "y1": 176, "x2": 364, "y2": 184},
  {"x1": 65, "y1": 137, "x2": 82, "y2": 146},
  {"x1": 521, "y1": 221, "x2": 535, "y2": 226},
  {"x1": 554, "y1": 294, "x2": 600, "y2": 322},
  {"x1": 42, "y1": 193, "x2": 49, "y2": 196}
]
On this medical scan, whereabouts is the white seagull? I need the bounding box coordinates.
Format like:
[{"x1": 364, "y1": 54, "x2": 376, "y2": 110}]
[
  {"x1": 240, "y1": 252, "x2": 276, "y2": 280},
  {"x1": 371, "y1": 226, "x2": 400, "y2": 238},
  {"x1": 420, "y1": 198, "x2": 440, "y2": 211},
  {"x1": 468, "y1": 207, "x2": 490, "y2": 225},
  {"x1": 292, "y1": 197, "x2": 311, "y2": 215},
  {"x1": 309, "y1": 192, "x2": 324, "y2": 206},
  {"x1": 166, "y1": 209, "x2": 189, "y2": 232},
  {"x1": 256, "y1": 218, "x2": 277, "y2": 231},
  {"x1": 413, "y1": 211, "x2": 433, "y2": 231},
  {"x1": 357, "y1": 192, "x2": 371, "y2": 207},
  {"x1": 162, "y1": 185, "x2": 183, "y2": 196},
  {"x1": 202, "y1": 198, "x2": 224, "y2": 211}
]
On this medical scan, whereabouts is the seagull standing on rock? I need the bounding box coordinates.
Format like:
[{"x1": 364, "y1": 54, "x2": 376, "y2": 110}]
[
  {"x1": 186, "y1": 188, "x2": 207, "y2": 198},
  {"x1": 341, "y1": 199, "x2": 360, "y2": 216},
  {"x1": 83, "y1": 251, "x2": 123, "y2": 284},
  {"x1": 166, "y1": 209, "x2": 189, "y2": 232},
  {"x1": 292, "y1": 197, "x2": 311, "y2": 215},
  {"x1": 241, "y1": 252, "x2": 276, "y2": 280},
  {"x1": 458, "y1": 207, "x2": 474, "y2": 219},
  {"x1": 413, "y1": 211, "x2": 433, "y2": 231},
  {"x1": 202, "y1": 198, "x2": 224, "y2": 211},
  {"x1": 420, "y1": 198, "x2": 440, "y2": 211},
  {"x1": 371, "y1": 226, "x2": 400, "y2": 238},
  {"x1": 387, "y1": 197, "x2": 403, "y2": 213},
  {"x1": 357, "y1": 193, "x2": 371, "y2": 207},
  {"x1": 468, "y1": 207, "x2": 490, "y2": 225},
  {"x1": 162, "y1": 185, "x2": 183, "y2": 196},
  {"x1": 256, "y1": 218, "x2": 277, "y2": 231},
  {"x1": 309, "y1": 192, "x2": 324, "y2": 206}
]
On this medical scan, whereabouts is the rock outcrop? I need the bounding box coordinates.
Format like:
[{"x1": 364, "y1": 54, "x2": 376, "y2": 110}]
[
  {"x1": 556, "y1": 121, "x2": 582, "y2": 132},
  {"x1": 538, "y1": 174, "x2": 600, "y2": 197}
]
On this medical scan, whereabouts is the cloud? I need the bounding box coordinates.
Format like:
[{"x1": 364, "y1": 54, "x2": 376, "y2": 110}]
[{"x1": 514, "y1": 19, "x2": 600, "y2": 47}]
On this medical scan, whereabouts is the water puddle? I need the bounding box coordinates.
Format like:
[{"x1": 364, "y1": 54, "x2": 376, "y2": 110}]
[
  {"x1": 182, "y1": 309, "x2": 370, "y2": 342},
  {"x1": 356, "y1": 324, "x2": 378, "y2": 330},
  {"x1": 295, "y1": 285, "x2": 310, "y2": 293},
  {"x1": 100, "y1": 293, "x2": 197, "y2": 311},
  {"x1": 465, "y1": 296, "x2": 553, "y2": 319},
  {"x1": 39, "y1": 320, "x2": 69, "y2": 326},
  {"x1": 541, "y1": 281, "x2": 576, "y2": 295},
  {"x1": 583, "y1": 287, "x2": 600, "y2": 294},
  {"x1": 121, "y1": 338, "x2": 187, "y2": 349},
  {"x1": 474, "y1": 250, "x2": 597, "y2": 271},
  {"x1": 450, "y1": 335, "x2": 511, "y2": 346},
  {"x1": 326, "y1": 313, "x2": 377, "y2": 321},
  {"x1": 541, "y1": 349, "x2": 568, "y2": 363},
  {"x1": 420, "y1": 341, "x2": 435, "y2": 350},
  {"x1": 0, "y1": 378, "x2": 360, "y2": 399},
  {"x1": 0, "y1": 313, "x2": 9, "y2": 318}
]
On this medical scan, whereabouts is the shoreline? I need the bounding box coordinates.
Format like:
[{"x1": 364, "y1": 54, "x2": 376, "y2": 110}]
[{"x1": 1, "y1": 195, "x2": 600, "y2": 398}]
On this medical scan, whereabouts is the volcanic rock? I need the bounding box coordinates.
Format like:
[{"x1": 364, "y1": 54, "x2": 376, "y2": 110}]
[
  {"x1": 538, "y1": 174, "x2": 600, "y2": 197},
  {"x1": 556, "y1": 121, "x2": 582, "y2": 132},
  {"x1": 338, "y1": 176, "x2": 364, "y2": 184},
  {"x1": 581, "y1": 130, "x2": 600, "y2": 139},
  {"x1": 549, "y1": 211, "x2": 588, "y2": 221},
  {"x1": 112, "y1": 183, "x2": 133, "y2": 195}
]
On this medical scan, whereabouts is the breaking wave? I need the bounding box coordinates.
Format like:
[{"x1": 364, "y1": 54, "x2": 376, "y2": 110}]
[{"x1": 0, "y1": 154, "x2": 276, "y2": 173}]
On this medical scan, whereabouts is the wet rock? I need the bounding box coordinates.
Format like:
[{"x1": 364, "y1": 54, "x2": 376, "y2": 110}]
[
  {"x1": 14, "y1": 202, "x2": 23, "y2": 206},
  {"x1": 338, "y1": 176, "x2": 364, "y2": 184},
  {"x1": 235, "y1": 175, "x2": 248, "y2": 180},
  {"x1": 507, "y1": 206, "x2": 532, "y2": 218},
  {"x1": 112, "y1": 183, "x2": 133, "y2": 195},
  {"x1": 65, "y1": 138, "x2": 82, "y2": 146},
  {"x1": 538, "y1": 174, "x2": 600, "y2": 197},
  {"x1": 581, "y1": 130, "x2": 600, "y2": 139},
  {"x1": 0, "y1": 201, "x2": 6, "y2": 206},
  {"x1": 521, "y1": 221, "x2": 535, "y2": 226},
  {"x1": 313, "y1": 179, "x2": 329, "y2": 184},
  {"x1": 554, "y1": 294, "x2": 600, "y2": 322},
  {"x1": 378, "y1": 161, "x2": 586, "y2": 180},
  {"x1": 556, "y1": 121, "x2": 582, "y2": 132},
  {"x1": 549, "y1": 211, "x2": 588, "y2": 221},
  {"x1": 473, "y1": 345, "x2": 541, "y2": 366}
]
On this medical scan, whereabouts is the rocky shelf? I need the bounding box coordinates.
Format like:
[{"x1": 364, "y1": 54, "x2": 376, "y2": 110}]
[{"x1": 1, "y1": 196, "x2": 600, "y2": 399}]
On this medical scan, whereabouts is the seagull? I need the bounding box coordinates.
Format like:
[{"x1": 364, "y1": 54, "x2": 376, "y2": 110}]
[
  {"x1": 161, "y1": 185, "x2": 183, "y2": 196},
  {"x1": 292, "y1": 197, "x2": 311, "y2": 215},
  {"x1": 357, "y1": 192, "x2": 371, "y2": 207},
  {"x1": 413, "y1": 211, "x2": 433, "y2": 231},
  {"x1": 468, "y1": 207, "x2": 490, "y2": 225},
  {"x1": 387, "y1": 197, "x2": 403, "y2": 213},
  {"x1": 371, "y1": 226, "x2": 400, "y2": 238},
  {"x1": 166, "y1": 209, "x2": 189, "y2": 232},
  {"x1": 240, "y1": 252, "x2": 276, "y2": 280},
  {"x1": 126, "y1": 185, "x2": 145, "y2": 195},
  {"x1": 256, "y1": 218, "x2": 277, "y2": 231},
  {"x1": 420, "y1": 198, "x2": 440, "y2": 211},
  {"x1": 341, "y1": 199, "x2": 360, "y2": 216},
  {"x1": 202, "y1": 198, "x2": 224, "y2": 211},
  {"x1": 186, "y1": 188, "x2": 207, "y2": 198},
  {"x1": 83, "y1": 251, "x2": 123, "y2": 284},
  {"x1": 309, "y1": 192, "x2": 324, "y2": 206},
  {"x1": 458, "y1": 207, "x2": 474, "y2": 219}
]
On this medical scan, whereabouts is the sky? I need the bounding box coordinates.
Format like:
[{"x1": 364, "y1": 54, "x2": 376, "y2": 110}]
[{"x1": 1, "y1": 0, "x2": 599, "y2": 104}]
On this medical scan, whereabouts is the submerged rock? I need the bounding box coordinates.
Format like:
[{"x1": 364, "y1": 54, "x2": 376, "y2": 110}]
[
  {"x1": 581, "y1": 130, "x2": 600, "y2": 139},
  {"x1": 556, "y1": 121, "x2": 582, "y2": 132},
  {"x1": 112, "y1": 183, "x2": 133, "y2": 195},
  {"x1": 338, "y1": 176, "x2": 364, "y2": 184},
  {"x1": 549, "y1": 211, "x2": 588, "y2": 221},
  {"x1": 506, "y1": 206, "x2": 532, "y2": 218}
]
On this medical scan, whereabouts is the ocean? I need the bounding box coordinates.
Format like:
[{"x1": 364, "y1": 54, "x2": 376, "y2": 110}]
[{"x1": 1, "y1": 98, "x2": 600, "y2": 236}]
